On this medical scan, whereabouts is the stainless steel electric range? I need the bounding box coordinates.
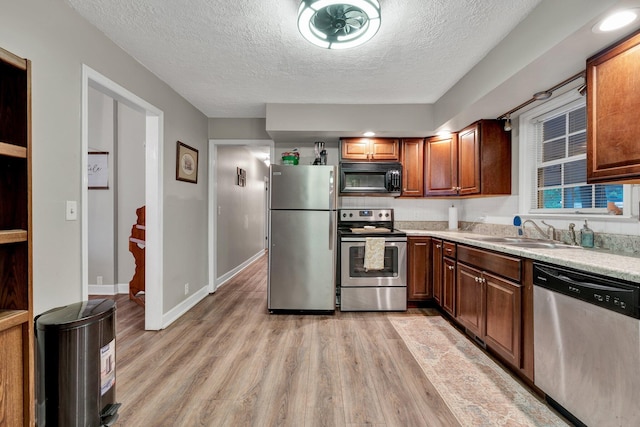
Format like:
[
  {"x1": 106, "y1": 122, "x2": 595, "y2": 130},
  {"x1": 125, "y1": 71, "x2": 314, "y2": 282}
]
[{"x1": 337, "y1": 209, "x2": 407, "y2": 311}]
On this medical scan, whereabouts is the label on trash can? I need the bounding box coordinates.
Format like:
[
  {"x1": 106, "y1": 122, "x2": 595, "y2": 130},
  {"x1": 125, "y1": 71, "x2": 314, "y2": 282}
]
[{"x1": 100, "y1": 339, "x2": 116, "y2": 396}]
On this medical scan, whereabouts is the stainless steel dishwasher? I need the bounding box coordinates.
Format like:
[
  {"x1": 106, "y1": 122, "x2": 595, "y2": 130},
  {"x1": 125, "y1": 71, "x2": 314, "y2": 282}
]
[{"x1": 533, "y1": 263, "x2": 640, "y2": 427}]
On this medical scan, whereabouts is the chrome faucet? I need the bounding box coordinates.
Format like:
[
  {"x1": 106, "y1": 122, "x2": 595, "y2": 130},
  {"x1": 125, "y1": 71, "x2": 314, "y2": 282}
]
[
  {"x1": 541, "y1": 220, "x2": 556, "y2": 241},
  {"x1": 568, "y1": 223, "x2": 579, "y2": 245},
  {"x1": 522, "y1": 219, "x2": 550, "y2": 240}
]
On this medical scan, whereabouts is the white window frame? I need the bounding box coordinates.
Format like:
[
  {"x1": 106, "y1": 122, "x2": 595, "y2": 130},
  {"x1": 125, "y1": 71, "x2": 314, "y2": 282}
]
[{"x1": 518, "y1": 90, "x2": 632, "y2": 219}]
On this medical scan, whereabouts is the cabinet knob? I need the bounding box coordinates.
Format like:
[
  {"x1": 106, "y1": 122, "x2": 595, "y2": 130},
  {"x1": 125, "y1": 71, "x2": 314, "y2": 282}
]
[
  {"x1": 448, "y1": 265, "x2": 454, "y2": 270},
  {"x1": 436, "y1": 244, "x2": 442, "y2": 248},
  {"x1": 474, "y1": 277, "x2": 480, "y2": 282}
]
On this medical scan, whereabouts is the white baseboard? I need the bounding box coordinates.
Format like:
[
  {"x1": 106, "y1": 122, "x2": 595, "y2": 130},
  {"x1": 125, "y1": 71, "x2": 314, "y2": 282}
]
[
  {"x1": 215, "y1": 250, "x2": 265, "y2": 290},
  {"x1": 162, "y1": 285, "x2": 209, "y2": 329},
  {"x1": 88, "y1": 283, "x2": 129, "y2": 295}
]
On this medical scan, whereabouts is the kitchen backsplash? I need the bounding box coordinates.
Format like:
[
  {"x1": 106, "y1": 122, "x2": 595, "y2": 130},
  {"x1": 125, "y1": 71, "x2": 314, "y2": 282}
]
[{"x1": 397, "y1": 221, "x2": 640, "y2": 255}]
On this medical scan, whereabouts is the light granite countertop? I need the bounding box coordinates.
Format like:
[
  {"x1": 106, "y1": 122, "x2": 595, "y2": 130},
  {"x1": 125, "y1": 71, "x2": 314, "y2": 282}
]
[{"x1": 401, "y1": 229, "x2": 640, "y2": 283}]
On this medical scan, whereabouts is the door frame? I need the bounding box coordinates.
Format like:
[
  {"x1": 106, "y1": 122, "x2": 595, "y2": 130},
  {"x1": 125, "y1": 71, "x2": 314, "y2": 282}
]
[
  {"x1": 81, "y1": 65, "x2": 164, "y2": 330},
  {"x1": 208, "y1": 139, "x2": 273, "y2": 293}
]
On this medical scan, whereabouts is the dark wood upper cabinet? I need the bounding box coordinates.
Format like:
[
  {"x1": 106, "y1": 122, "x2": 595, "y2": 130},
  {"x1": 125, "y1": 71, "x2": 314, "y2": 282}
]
[
  {"x1": 400, "y1": 138, "x2": 424, "y2": 197},
  {"x1": 341, "y1": 138, "x2": 399, "y2": 161},
  {"x1": 425, "y1": 133, "x2": 458, "y2": 196},
  {"x1": 425, "y1": 120, "x2": 510, "y2": 197},
  {"x1": 587, "y1": 28, "x2": 640, "y2": 183}
]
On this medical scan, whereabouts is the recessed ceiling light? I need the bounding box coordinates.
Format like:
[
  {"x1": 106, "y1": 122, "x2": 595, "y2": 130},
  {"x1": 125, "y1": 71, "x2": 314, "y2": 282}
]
[
  {"x1": 593, "y1": 9, "x2": 639, "y2": 33},
  {"x1": 297, "y1": 0, "x2": 381, "y2": 49},
  {"x1": 363, "y1": 131, "x2": 375, "y2": 137}
]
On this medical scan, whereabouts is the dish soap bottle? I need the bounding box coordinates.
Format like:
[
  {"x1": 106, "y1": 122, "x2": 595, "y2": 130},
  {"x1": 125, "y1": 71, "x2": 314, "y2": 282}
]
[{"x1": 580, "y1": 220, "x2": 594, "y2": 248}]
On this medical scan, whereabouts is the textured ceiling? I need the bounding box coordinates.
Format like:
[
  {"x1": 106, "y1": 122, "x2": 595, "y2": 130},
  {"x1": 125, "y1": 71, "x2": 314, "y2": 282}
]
[{"x1": 65, "y1": 0, "x2": 542, "y2": 118}]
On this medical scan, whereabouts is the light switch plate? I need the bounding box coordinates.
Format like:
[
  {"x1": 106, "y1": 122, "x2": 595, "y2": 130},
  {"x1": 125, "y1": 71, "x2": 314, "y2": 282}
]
[{"x1": 66, "y1": 200, "x2": 78, "y2": 221}]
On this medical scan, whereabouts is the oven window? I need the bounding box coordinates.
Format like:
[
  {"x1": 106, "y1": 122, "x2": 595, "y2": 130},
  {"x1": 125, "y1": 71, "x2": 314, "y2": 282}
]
[
  {"x1": 344, "y1": 172, "x2": 385, "y2": 190},
  {"x1": 348, "y1": 246, "x2": 398, "y2": 277}
]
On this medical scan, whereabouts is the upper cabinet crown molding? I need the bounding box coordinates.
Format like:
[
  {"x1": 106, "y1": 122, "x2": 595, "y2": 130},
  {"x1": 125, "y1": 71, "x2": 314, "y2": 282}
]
[{"x1": 587, "y1": 28, "x2": 640, "y2": 184}]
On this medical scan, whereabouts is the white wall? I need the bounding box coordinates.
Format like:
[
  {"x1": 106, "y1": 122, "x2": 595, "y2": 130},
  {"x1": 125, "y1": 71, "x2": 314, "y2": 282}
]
[
  {"x1": 88, "y1": 88, "x2": 115, "y2": 285},
  {"x1": 1, "y1": 1, "x2": 209, "y2": 315},
  {"x1": 216, "y1": 146, "x2": 268, "y2": 279}
]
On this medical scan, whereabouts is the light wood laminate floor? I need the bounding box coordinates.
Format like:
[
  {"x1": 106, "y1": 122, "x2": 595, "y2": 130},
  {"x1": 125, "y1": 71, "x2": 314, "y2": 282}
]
[{"x1": 104, "y1": 254, "x2": 460, "y2": 426}]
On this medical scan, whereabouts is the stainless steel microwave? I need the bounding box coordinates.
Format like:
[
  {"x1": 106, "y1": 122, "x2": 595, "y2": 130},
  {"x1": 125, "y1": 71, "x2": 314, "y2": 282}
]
[{"x1": 339, "y1": 162, "x2": 402, "y2": 196}]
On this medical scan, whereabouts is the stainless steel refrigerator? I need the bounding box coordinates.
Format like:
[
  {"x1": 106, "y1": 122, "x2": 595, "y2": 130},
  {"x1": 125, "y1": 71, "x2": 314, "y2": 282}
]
[{"x1": 268, "y1": 164, "x2": 337, "y2": 312}]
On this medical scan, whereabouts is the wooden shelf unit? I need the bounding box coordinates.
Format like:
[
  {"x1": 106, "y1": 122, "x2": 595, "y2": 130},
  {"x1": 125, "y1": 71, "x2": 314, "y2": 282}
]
[{"x1": 0, "y1": 45, "x2": 33, "y2": 427}]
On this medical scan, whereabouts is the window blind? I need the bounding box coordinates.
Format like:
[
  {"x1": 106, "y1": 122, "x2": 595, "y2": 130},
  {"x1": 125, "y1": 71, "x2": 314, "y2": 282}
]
[{"x1": 529, "y1": 103, "x2": 623, "y2": 213}]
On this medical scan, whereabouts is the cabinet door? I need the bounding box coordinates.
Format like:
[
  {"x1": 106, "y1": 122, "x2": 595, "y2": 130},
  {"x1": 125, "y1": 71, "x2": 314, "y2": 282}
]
[
  {"x1": 425, "y1": 133, "x2": 458, "y2": 196},
  {"x1": 431, "y1": 239, "x2": 443, "y2": 303},
  {"x1": 456, "y1": 263, "x2": 484, "y2": 337},
  {"x1": 407, "y1": 237, "x2": 432, "y2": 301},
  {"x1": 341, "y1": 138, "x2": 370, "y2": 160},
  {"x1": 370, "y1": 139, "x2": 399, "y2": 160},
  {"x1": 443, "y1": 257, "x2": 456, "y2": 316},
  {"x1": 484, "y1": 271, "x2": 522, "y2": 368},
  {"x1": 587, "y1": 30, "x2": 640, "y2": 183},
  {"x1": 457, "y1": 124, "x2": 481, "y2": 195},
  {"x1": 0, "y1": 323, "x2": 25, "y2": 426},
  {"x1": 400, "y1": 138, "x2": 424, "y2": 196}
]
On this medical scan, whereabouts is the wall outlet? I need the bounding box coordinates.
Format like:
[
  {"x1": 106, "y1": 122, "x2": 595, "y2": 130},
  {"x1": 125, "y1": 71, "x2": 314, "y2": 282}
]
[
  {"x1": 97, "y1": 276, "x2": 103, "y2": 286},
  {"x1": 184, "y1": 283, "x2": 189, "y2": 295}
]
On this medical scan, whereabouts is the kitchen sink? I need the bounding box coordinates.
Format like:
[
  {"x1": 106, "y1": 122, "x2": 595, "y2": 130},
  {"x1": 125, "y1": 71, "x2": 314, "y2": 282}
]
[{"x1": 470, "y1": 236, "x2": 581, "y2": 249}]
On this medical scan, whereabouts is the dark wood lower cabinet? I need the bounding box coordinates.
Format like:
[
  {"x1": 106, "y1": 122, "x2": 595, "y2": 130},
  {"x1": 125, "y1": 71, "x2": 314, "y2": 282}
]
[
  {"x1": 483, "y1": 271, "x2": 522, "y2": 368},
  {"x1": 407, "y1": 237, "x2": 432, "y2": 301},
  {"x1": 456, "y1": 263, "x2": 484, "y2": 337},
  {"x1": 442, "y1": 257, "x2": 456, "y2": 316},
  {"x1": 431, "y1": 239, "x2": 443, "y2": 303}
]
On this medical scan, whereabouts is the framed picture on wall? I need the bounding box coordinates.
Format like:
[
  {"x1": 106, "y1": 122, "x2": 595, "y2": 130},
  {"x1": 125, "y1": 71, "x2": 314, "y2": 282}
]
[
  {"x1": 88, "y1": 151, "x2": 109, "y2": 189},
  {"x1": 176, "y1": 141, "x2": 198, "y2": 184}
]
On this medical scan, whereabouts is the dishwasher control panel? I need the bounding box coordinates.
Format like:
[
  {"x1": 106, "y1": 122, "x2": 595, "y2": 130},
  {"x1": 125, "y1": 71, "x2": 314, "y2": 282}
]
[{"x1": 533, "y1": 263, "x2": 640, "y2": 319}]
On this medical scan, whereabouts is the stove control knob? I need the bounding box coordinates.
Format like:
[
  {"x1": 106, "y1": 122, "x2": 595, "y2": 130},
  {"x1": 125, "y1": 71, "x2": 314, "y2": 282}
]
[
  {"x1": 378, "y1": 213, "x2": 383, "y2": 217},
  {"x1": 342, "y1": 213, "x2": 347, "y2": 217},
  {"x1": 385, "y1": 213, "x2": 390, "y2": 217},
  {"x1": 349, "y1": 213, "x2": 353, "y2": 217}
]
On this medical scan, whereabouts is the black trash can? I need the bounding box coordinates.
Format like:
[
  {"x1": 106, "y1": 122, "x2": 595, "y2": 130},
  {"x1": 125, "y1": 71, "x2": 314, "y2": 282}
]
[{"x1": 35, "y1": 299, "x2": 120, "y2": 426}]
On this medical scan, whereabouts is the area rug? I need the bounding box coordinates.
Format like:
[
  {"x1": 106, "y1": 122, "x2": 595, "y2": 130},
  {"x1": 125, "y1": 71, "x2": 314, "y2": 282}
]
[{"x1": 389, "y1": 316, "x2": 569, "y2": 427}]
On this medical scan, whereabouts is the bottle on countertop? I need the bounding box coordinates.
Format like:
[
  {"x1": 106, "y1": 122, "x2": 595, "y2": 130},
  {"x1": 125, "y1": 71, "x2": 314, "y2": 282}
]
[{"x1": 580, "y1": 220, "x2": 594, "y2": 248}]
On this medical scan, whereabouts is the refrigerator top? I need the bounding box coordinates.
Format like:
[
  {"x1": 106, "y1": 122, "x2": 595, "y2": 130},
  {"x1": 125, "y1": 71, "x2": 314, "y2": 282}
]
[{"x1": 270, "y1": 165, "x2": 337, "y2": 211}]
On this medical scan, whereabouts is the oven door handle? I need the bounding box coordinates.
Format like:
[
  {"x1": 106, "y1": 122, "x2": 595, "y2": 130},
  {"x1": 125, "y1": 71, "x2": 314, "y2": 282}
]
[{"x1": 341, "y1": 237, "x2": 407, "y2": 243}]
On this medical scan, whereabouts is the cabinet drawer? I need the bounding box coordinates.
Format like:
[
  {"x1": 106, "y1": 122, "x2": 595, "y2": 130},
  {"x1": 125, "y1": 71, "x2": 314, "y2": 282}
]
[
  {"x1": 443, "y1": 242, "x2": 456, "y2": 258},
  {"x1": 457, "y1": 245, "x2": 521, "y2": 282}
]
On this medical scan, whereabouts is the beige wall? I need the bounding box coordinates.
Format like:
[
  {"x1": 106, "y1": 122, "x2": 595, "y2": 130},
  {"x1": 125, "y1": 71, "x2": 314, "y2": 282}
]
[
  {"x1": 216, "y1": 146, "x2": 269, "y2": 277},
  {"x1": 1, "y1": 1, "x2": 209, "y2": 315},
  {"x1": 209, "y1": 118, "x2": 271, "y2": 140}
]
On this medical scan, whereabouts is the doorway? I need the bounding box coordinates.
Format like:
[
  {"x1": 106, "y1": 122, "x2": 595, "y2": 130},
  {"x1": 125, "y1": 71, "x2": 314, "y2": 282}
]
[
  {"x1": 208, "y1": 140, "x2": 273, "y2": 292},
  {"x1": 81, "y1": 65, "x2": 164, "y2": 330}
]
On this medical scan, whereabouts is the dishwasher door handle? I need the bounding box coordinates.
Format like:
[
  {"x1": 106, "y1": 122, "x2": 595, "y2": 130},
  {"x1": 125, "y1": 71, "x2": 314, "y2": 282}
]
[{"x1": 536, "y1": 264, "x2": 634, "y2": 294}]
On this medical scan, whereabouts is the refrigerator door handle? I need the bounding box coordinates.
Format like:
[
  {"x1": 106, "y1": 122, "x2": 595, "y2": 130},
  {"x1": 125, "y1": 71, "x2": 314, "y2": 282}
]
[
  {"x1": 329, "y1": 212, "x2": 334, "y2": 251},
  {"x1": 329, "y1": 169, "x2": 335, "y2": 211}
]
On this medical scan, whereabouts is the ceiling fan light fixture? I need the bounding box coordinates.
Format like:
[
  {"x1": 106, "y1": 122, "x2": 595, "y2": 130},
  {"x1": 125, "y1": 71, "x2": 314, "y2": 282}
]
[{"x1": 298, "y1": 0, "x2": 381, "y2": 49}]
